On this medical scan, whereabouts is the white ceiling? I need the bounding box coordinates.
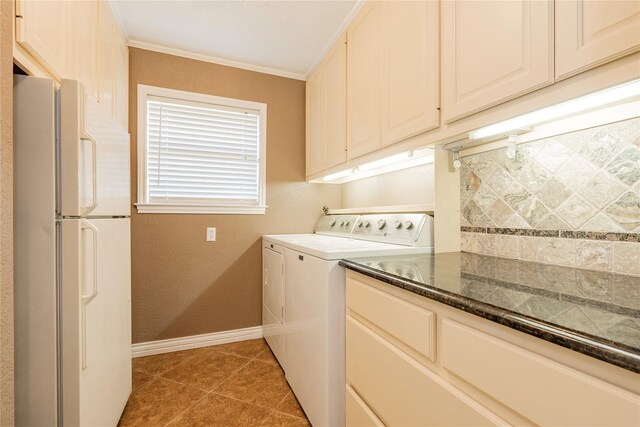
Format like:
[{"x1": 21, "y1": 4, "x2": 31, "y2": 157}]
[{"x1": 111, "y1": 0, "x2": 361, "y2": 80}]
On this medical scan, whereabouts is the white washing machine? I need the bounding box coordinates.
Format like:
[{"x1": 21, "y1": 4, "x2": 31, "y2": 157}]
[{"x1": 262, "y1": 213, "x2": 434, "y2": 427}]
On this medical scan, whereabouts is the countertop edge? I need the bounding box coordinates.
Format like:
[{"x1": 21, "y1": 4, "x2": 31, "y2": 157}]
[{"x1": 339, "y1": 260, "x2": 640, "y2": 374}]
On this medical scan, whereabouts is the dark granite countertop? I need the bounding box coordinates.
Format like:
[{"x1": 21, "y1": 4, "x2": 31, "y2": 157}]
[{"x1": 340, "y1": 252, "x2": 640, "y2": 373}]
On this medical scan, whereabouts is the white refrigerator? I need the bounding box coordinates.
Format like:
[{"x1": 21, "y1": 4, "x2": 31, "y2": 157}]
[{"x1": 14, "y1": 76, "x2": 132, "y2": 426}]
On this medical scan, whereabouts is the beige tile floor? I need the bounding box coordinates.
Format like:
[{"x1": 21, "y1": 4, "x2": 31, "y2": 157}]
[{"x1": 118, "y1": 339, "x2": 310, "y2": 426}]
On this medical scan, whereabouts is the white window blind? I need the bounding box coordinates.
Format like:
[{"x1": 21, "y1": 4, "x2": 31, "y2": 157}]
[{"x1": 136, "y1": 85, "x2": 267, "y2": 214}]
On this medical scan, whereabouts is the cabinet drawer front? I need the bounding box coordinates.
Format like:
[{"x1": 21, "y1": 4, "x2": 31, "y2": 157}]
[
  {"x1": 442, "y1": 319, "x2": 640, "y2": 426},
  {"x1": 347, "y1": 278, "x2": 436, "y2": 362},
  {"x1": 346, "y1": 385, "x2": 384, "y2": 427},
  {"x1": 346, "y1": 316, "x2": 505, "y2": 426}
]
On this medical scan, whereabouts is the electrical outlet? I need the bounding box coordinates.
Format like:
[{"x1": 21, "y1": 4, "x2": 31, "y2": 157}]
[{"x1": 206, "y1": 227, "x2": 216, "y2": 242}]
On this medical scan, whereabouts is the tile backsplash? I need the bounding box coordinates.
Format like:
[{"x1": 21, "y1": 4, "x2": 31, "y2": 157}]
[{"x1": 460, "y1": 117, "x2": 640, "y2": 276}]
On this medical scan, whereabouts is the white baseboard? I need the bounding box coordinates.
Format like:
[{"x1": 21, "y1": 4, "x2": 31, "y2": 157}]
[{"x1": 131, "y1": 326, "x2": 264, "y2": 358}]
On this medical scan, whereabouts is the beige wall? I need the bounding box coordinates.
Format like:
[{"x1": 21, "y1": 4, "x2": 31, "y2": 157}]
[
  {"x1": 129, "y1": 48, "x2": 341, "y2": 343},
  {"x1": 341, "y1": 164, "x2": 435, "y2": 209},
  {"x1": 0, "y1": 0, "x2": 14, "y2": 423}
]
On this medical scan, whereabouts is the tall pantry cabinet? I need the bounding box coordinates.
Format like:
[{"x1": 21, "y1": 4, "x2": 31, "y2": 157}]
[{"x1": 14, "y1": 0, "x2": 129, "y2": 131}]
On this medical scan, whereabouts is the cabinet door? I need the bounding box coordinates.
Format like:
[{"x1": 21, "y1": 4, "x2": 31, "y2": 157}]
[
  {"x1": 115, "y1": 34, "x2": 129, "y2": 130},
  {"x1": 98, "y1": 1, "x2": 117, "y2": 120},
  {"x1": 347, "y1": 2, "x2": 381, "y2": 159},
  {"x1": 556, "y1": 1, "x2": 640, "y2": 80},
  {"x1": 15, "y1": 0, "x2": 69, "y2": 79},
  {"x1": 380, "y1": 1, "x2": 439, "y2": 146},
  {"x1": 441, "y1": 0, "x2": 553, "y2": 123},
  {"x1": 305, "y1": 35, "x2": 347, "y2": 177},
  {"x1": 305, "y1": 65, "x2": 326, "y2": 176},
  {"x1": 70, "y1": 0, "x2": 99, "y2": 99},
  {"x1": 323, "y1": 34, "x2": 347, "y2": 170}
]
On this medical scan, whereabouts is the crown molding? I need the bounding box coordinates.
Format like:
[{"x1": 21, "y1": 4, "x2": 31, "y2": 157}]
[{"x1": 128, "y1": 40, "x2": 307, "y2": 81}]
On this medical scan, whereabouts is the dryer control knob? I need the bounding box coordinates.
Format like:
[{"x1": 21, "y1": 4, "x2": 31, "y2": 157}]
[
  {"x1": 329, "y1": 219, "x2": 336, "y2": 227},
  {"x1": 376, "y1": 219, "x2": 386, "y2": 230},
  {"x1": 394, "y1": 221, "x2": 402, "y2": 229},
  {"x1": 356, "y1": 221, "x2": 362, "y2": 228},
  {"x1": 363, "y1": 221, "x2": 370, "y2": 228},
  {"x1": 344, "y1": 220, "x2": 350, "y2": 226},
  {"x1": 404, "y1": 221, "x2": 413, "y2": 229}
]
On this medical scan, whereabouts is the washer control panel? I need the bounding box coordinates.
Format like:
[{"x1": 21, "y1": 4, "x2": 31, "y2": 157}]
[
  {"x1": 314, "y1": 215, "x2": 360, "y2": 235},
  {"x1": 352, "y1": 214, "x2": 432, "y2": 246},
  {"x1": 314, "y1": 213, "x2": 434, "y2": 247}
]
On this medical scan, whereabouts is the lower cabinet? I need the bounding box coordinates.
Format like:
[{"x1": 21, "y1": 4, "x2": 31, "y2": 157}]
[
  {"x1": 347, "y1": 315, "x2": 505, "y2": 426},
  {"x1": 345, "y1": 271, "x2": 640, "y2": 427}
]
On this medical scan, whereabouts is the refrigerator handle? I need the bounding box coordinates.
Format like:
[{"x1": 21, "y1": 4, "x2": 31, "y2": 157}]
[
  {"x1": 80, "y1": 219, "x2": 99, "y2": 371},
  {"x1": 80, "y1": 134, "x2": 98, "y2": 216},
  {"x1": 80, "y1": 220, "x2": 99, "y2": 304}
]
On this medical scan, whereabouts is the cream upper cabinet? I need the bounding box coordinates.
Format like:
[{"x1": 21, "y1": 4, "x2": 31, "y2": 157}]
[
  {"x1": 115, "y1": 34, "x2": 130, "y2": 131},
  {"x1": 441, "y1": 0, "x2": 554, "y2": 123},
  {"x1": 555, "y1": 1, "x2": 640, "y2": 81},
  {"x1": 380, "y1": 1, "x2": 439, "y2": 147},
  {"x1": 347, "y1": 2, "x2": 381, "y2": 160},
  {"x1": 98, "y1": 0, "x2": 118, "y2": 121},
  {"x1": 306, "y1": 64, "x2": 327, "y2": 176},
  {"x1": 69, "y1": 0, "x2": 99, "y2": 100},
  {"x1": 306, "y1": 35, "x2": 347, "y2": 176},
  {"x1": 14, "y1": 0, "x2": 129, "y2": 131},
  {"x1": 15, "y1": 0, "x2": 69, "y2": 79},
  {"x1": 324, "y1": 35, "x2": 347, "y2": 171}
]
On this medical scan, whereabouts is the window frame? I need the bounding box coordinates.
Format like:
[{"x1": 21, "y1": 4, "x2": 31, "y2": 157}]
[{"x1": 135, "y1": 84, "x2": 268, "y2": 214}]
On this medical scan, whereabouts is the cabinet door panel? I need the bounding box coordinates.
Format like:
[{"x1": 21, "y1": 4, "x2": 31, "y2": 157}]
[
  {"x1": 72, "y1": 0, "x2": 99, "y2": 99},
  {"x1": 381, "y1": 1, "x2": 439, "y2": 146},
  {"x1": 441, "y1": 0, "x2": 553, "y2": 123},
  {"x1": 347, "y1": 2, "x2": 381, "y2": 159},
  {"x1": 323, "y1": 35, "x2": 347, "y2": 169},
  {"x1": 305, "y1": 67, "x2": 326, "y2": 176},
  {"x1": 15, "y1": 0, "x2": 68, "y2": 79},
  {"x1": 98, "y1": 1, "x2": 117, "y2": 120},
  {"x1": 116, "y1": 35, "x2": 129, "y2": 130},
  {"x1": 556, "y1": 1, "x2": 640, "y2": 80}
]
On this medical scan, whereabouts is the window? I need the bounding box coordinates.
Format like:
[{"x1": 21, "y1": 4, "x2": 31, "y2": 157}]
[{"x1": 136, "y1": 84, "x2": 267, "y2": 214}]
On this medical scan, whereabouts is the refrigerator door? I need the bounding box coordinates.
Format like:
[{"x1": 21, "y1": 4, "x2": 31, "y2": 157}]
[
  {"x1": 60, "y1": 79, "x2": 130, "y2": 217},
  {"x1": 13, "y1": 75, "x2": 59, "y2": 426},
  {"x1": 61, "y1": 218, "x2": 132, "y2": 426}
]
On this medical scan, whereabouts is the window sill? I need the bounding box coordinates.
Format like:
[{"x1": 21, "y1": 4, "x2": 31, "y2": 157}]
[{"x1": 135, "y1": 203, "x2": 267, "y2": 215}]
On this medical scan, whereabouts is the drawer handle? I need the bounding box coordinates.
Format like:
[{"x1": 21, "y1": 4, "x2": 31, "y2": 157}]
[{"x1": 299, "y1": 255, "x2": 304, "y2": 261}]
